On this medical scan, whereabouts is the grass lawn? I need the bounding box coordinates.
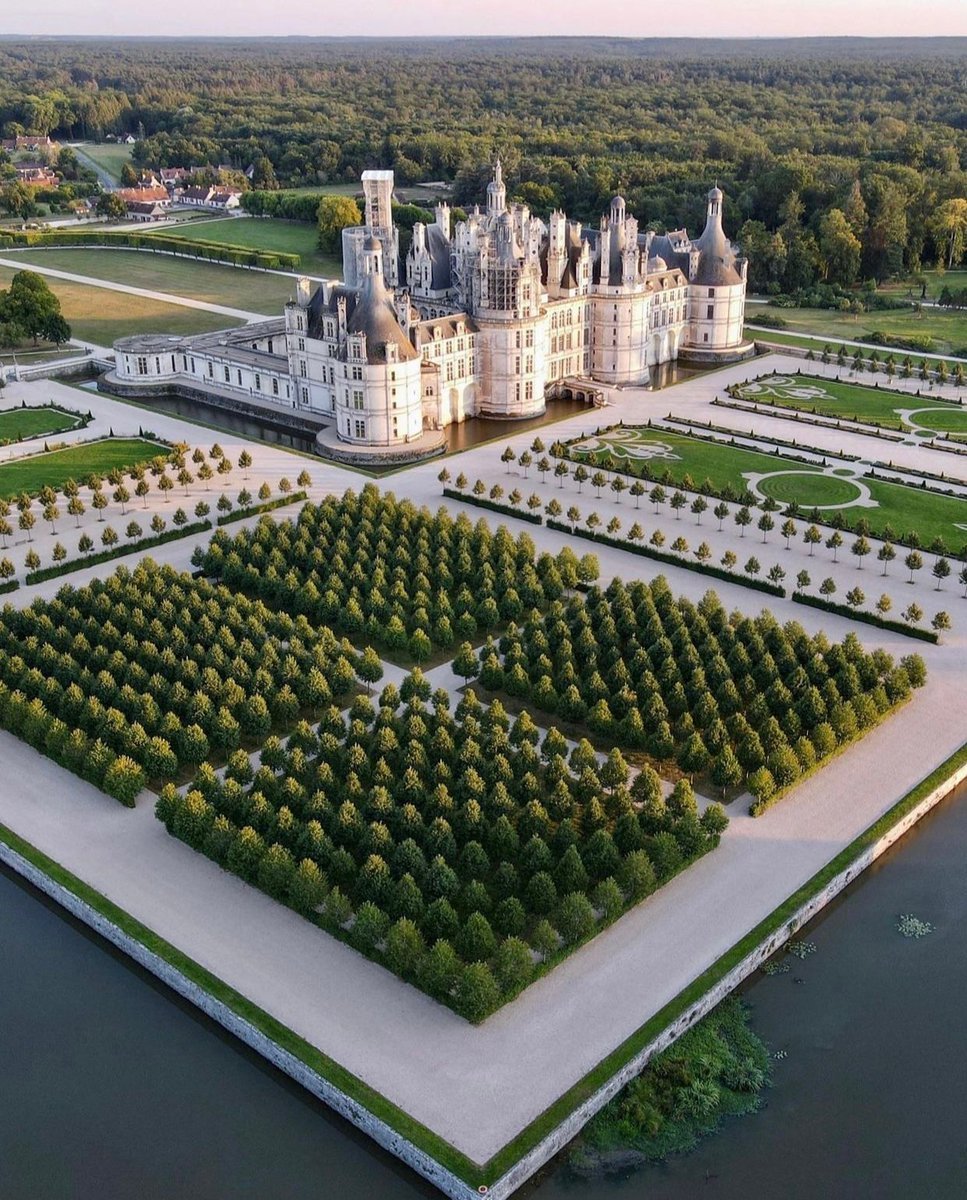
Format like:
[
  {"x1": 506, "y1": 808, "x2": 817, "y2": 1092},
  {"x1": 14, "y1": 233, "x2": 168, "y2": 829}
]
[
  {"x1": 5, "y1": 248, "x2": 298, "y2": 314},
  {"x1": 734, "y1": 373, "x2": 967, "y2": 440},
  {"x1": 0, "y1": 406, "x2": 85, "y2": 443},
  {"x1": 0, "y1": 438, "x2": 168, "y2": 497},
  {"x1": 748, "y1": 304, "x2": 967, "y2": 357},
  {"x1": 0, "y1": 345, "x2": 86, "y2": 366},
  {"x1": 73, "y1": 142, "x2": 134, "y2": 184},
  {"x1": 567, "y1": 426, "x2": 967, "y2": 547},
  {"x1": 146, "y1": 217, "x2": 342, "y2": 276},
  {"x1": 0, "y1": 267, "x2": 244, "y2": 346},
  {"x1": 878, "y1": 268, "x2": 967, "y2": 303}
]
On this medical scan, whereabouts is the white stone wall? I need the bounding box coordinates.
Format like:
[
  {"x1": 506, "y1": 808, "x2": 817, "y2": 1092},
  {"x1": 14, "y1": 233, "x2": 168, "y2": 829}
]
[
  {"x1": 333, "y1": 349, "x2": 423, "y2": 446},
  {"x1": 687, "y1": 282, "x2": 747, "y2": 351},
  {"x1": 474, "y1": 313, "x2": 546, "y2": 418}
]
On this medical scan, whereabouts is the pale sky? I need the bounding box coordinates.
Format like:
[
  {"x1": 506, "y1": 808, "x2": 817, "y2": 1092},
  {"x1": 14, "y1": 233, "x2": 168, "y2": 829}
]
[{"x1": 7, "y1": 0, "x2": 967, "y2": 38}]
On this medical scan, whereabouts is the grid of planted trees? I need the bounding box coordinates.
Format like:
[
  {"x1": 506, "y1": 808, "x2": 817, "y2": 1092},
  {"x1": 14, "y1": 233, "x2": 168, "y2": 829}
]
[
  {"x1": 0, "y1": 560, "x2": 361, "y2": 804},
  {"x1": 158, "y1": 683, "x2": 727, "y2": 1022},
  {"x1": 469, "y1": 579, "x2": 926, "y2": 813},
  {"x1": 200, "y1": 485, "x2": 596, "y2": 659}
]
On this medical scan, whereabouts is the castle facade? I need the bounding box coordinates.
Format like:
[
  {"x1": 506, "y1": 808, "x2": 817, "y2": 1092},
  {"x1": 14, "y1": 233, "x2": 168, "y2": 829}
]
[{"x1": 109, "y1": 165, "x2": 750, "y2": 452}]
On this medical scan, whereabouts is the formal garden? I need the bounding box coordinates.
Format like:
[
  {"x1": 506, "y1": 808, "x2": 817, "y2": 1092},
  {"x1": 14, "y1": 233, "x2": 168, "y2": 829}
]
[
  {"x1": 467, "y1": 578, "x2": 926, "y2": 813},
  {"x1": 0, "y1": 402, "x2": 90, "y2": 446},
  {"x1": 0, "y1": 483, "x2": 930, "y2": 1017},
  {"x1": 0, "y1": 435, "x2": 168, "y2": 497},
  {"x1": 158, "y1": 680, "x2": 728, "y2": 1022},
  {"x1": 731, "y1": 373, "x2": 967, "y2": 440},
  {"x1": 559, "y1": 425, "x2": 967, "y2": 550},
  {"x1": 0, "y1": 559, "x2": 363, "y2": 803}
]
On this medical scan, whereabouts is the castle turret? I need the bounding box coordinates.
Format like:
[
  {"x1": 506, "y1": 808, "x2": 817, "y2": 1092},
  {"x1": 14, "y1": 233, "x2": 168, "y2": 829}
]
[
  {"x1": 487, "y1": 159, "x2": 506, "y2": 216},
  {"x1": 683, "y1": 186, "x2": 750, "y2": 359}
]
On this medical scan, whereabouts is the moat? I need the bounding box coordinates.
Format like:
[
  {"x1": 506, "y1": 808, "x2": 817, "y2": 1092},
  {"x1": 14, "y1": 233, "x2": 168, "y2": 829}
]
[
  {"x1": 77, "y1": 357, "x2": 710, "y2": 470},
  {"x1": 3, "y1": 776, "x2": 966, "y2": 1200}
]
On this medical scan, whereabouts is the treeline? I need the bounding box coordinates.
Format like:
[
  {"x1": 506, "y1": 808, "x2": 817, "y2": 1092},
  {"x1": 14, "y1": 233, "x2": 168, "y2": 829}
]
[
  {"x1": 0, "y1": 39, "x2": 964, "y2": 284},
  {"x1": 158, "y1": 679, "x2": 727, "y2": 1021}
]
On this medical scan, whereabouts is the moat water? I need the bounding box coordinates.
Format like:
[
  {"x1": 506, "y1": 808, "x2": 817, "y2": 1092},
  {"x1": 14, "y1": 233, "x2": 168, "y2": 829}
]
[
  {"x1": 2, "y1": 777, "x2": 966, "y2": 1199},
  {"x1": 76, "y1": 358, "x2": 707, "y2": 471}
]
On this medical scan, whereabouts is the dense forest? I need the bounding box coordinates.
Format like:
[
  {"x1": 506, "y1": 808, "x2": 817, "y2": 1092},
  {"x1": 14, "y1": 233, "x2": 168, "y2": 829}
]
[{"x1": 0, "y1": 38, "x2": 965, "y2": 287}]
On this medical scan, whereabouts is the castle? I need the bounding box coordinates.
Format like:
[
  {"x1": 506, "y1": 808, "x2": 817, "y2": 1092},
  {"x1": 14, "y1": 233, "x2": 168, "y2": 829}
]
[{"x1": 109, "y1": 165, "x2": 750, "y2": 454}]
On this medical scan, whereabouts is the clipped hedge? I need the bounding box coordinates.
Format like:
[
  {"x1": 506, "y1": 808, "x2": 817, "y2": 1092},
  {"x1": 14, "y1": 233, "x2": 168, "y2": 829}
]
[
  {"x1": 791, "y1": 591, "x2": 939, "y2": 643},
  {"x1": 0, "y1": 228, "x2": 300, "y2": 271},
  {"x1": 24, "y1": 519, "x2": 213, "y2": 584},
  {"x1": 545, "y1": 518, "x2": 786, "y2": 597},
  {"x1": 216, "y1": 490, "x2": 307, "y2": 526},
  {"x1": 0, "y1": 580, "x2": 20, "y2": 595},
  {"x1": 443, "y1": 486, "x2": 543, "y2": 524}
]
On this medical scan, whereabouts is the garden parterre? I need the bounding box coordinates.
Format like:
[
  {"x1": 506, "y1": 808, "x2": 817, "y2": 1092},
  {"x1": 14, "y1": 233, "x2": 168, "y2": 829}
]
[
  {"x1": 562, "y1": 426, "x2": 967, "y2": 550},
  {"x1": 732, "y1": 373, "x2": 967, "y2": 440}
]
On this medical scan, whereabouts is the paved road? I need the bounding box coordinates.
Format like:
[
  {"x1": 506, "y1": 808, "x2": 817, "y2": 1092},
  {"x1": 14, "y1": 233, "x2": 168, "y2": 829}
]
[
  {"x1": 0, "y1": 255, "x2": 269, "y2": 324},
  {"x1": 0, "y1": 368, "x2": 964, "y2": 1164},
  {"x1": 68, "y1": 144, "x2": 118, "y2": 191}
]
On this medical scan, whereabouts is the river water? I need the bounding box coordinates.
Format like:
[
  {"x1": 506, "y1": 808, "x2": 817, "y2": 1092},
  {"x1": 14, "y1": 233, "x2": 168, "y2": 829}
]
[{"x1": 2, "y1": 781, "x2": 965, "y2": 1200}]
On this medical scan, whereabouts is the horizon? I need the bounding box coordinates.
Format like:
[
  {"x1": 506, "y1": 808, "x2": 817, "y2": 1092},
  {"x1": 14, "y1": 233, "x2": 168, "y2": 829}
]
[{"x1": 6, "y1": 1, "x2": 967, "y2": 40}]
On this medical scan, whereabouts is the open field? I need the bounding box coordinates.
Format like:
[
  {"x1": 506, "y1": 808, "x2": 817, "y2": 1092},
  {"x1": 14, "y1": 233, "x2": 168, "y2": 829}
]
[
  {"x1": 0, "y1": 437, "x2": 167, "y2": 496},
  {"x1": 147, "y1": 217, "x2": 342, "y2": 276},
  {"x1": 748, "y1": 304, "x2": 967, "y2": 357},
  {"x1": 0, "y1": 266, "x2": 244, "y2": 345},
  {"x1": 6, "y1": 248, "x2": 298, "y2": 313},
  {"x1": 73, "y1": 142, "x2": 134, "y2": 184},
  {"x1": 567, "y1": 425, "x2": 967, "y2": 547},
  {"x1": 734, "y1": 374, "x2": 967, "y2": 440},
  {"x1": 879, "y1": 269, "x2": 967, "y2": 303},
  {"x1": 0, "y1": 405, "x2": 84, "y2": 443}
]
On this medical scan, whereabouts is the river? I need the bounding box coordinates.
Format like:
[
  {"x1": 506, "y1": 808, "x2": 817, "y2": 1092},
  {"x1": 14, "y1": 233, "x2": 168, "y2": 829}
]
[{"x1": 2, "y1": 779, "x2": 965, "y2": 1200}]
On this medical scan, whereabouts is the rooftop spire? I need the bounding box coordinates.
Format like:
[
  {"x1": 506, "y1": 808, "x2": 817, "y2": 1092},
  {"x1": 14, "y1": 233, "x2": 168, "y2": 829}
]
[{"x1": 487, "y1": 157, "x2": 507, "y2": 216}]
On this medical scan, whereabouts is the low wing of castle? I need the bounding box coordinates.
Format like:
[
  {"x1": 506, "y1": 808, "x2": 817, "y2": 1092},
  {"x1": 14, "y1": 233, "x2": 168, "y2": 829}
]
[{"x1": 109, "y1": 164, "x2": 750, "y2": 451}]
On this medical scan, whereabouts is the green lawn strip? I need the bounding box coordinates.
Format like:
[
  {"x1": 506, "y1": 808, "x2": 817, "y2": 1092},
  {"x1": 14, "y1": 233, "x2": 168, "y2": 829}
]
[
  {"x1": 568, "y1": 427, "x2": 967, "y2": 547},
  {"x1": 73, "y1": 142, "x2": 133, "y2": 183},
  {"x1": 0, "y1": 406, "x2": 85, "y2": 442},
  {"x1": 746, "y1": 304, "x2": 967, "y2": 357},
  {"x1": 745, "y1": 326, "x2": 966, "y2": 370},
  {"x1": 6, "y1": 248, "x2": 296, "y2": 314},
  {"x1": 734, "y1": 373, "x2": 967, "y2": 435},
  {"x1": 0, "y1": 437, "x2": 168, "y2": 497},
  {"x1": 0, "y1": 346, "x2": 87, "y2": 366},
  {"x1": 145, "y1": 218, "x2": 342, "y2": 277},
  {"x1": 477, "y1": 738, "x2": 967, "y2": 1184},
  {"x1": 0, "y1": 819, "x2": 484, "y2": 1186}
]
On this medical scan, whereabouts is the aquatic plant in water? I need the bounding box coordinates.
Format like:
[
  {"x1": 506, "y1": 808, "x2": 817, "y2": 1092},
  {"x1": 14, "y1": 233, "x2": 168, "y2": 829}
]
[
  {"x1": 787, "y1": 940, "x2": 817, "y2": 959},
  {"x1": 897, "y1": 914, "x2": 934, "y2": 938}
]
